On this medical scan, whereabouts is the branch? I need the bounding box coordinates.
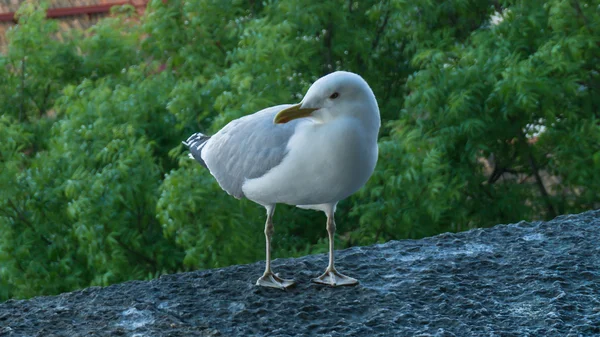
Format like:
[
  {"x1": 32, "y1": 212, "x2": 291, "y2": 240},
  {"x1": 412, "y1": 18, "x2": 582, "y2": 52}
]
[
  {"x1": 114, "y1": 235, "x2": 157, "y2": 271},
  {"x1": 371, "y1": 4, "x2": 390, "y2": 52},
  {"x1": 355, "y1": 2, "x2": 391, "y2": 72},
  {"x1": 488, "y1": 166, "x2": 525, "y2": 184},
  {"x1": 38, "y1": 82, "x2": 52, "y2": 118},
  {"x1": 374, "y1": 220, "x2": 385, "y2": 242},
  {"x1": 519, "y1": 133, "x2": 557, "y2": 218},
  {"x1": 6, "y1": 199, "x2": 53, "y2": 246},
  {"x1": 214, "y1": 40, "x2": 226, "y2": 56},
  {"x1": 213, "y1": 39, "x2": 231, "y2": 68},
  {"x1": 248, "y1": 0, "x2": 256, "y2": 15},
  {"x1": 571, "y1": 0, "x2": 591, "y2": 32},
  {"x1": 486, "y1": 151, "x2": 521, "y2": 184},
  {"x1": 491, "y1": 0, "x2": 503, "y2": 14},
  {"x1": 487, "y1": 165, "x2": 502, "y2": 184}
]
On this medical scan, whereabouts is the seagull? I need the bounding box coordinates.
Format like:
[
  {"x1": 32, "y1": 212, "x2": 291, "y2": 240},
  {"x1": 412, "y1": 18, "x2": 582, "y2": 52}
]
[{"x1": 183, "y1": 71, "x2": 380, "y2": 289}]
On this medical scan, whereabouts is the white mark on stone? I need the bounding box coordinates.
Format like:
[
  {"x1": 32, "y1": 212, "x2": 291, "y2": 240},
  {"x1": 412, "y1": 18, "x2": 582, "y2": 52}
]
[
  {"x1": 522, "y1": 233, "x2": 545, "y2": 241},
  {"x1": 228, "y1": 301, "x2": 246, "y2": 313},
  {"x1": 384, "y1": 243, "x2": 494, "y2": 264},
  {"x1": 436, "y1": 243, "x2": 494, "y2": 258},
  {"x1": 395, "y1": 254, "x2": 425, "y2": 263},
  {"x1": 510, "y1": 303, "x2": 545, "y2": 320},
  {"x1": 117, "y1": 307, "x2": 154, "y2": 331},
  {"x1": 462, "y1": 243, "x2": 494, "y2": 255}
]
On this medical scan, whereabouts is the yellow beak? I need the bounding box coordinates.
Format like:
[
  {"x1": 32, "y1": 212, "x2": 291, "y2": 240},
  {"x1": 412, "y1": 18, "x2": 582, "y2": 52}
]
[{"x1": 273, "y1": 104, "x2": 318, "y2": 124}]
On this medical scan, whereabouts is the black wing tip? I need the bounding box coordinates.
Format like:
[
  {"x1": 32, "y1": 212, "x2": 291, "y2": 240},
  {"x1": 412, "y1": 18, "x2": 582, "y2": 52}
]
[
  {"x1": 184, "y1": 132, "x2": 211, "y2": 169},
  {"x1": 183, "y1": 132, "x2": 210, "y2": 147}
]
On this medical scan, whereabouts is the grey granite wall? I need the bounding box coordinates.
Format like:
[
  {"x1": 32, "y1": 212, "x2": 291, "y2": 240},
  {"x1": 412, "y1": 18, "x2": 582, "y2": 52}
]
[{"x1": 1, "y1": 210, "x2": 599, "y2": 336}]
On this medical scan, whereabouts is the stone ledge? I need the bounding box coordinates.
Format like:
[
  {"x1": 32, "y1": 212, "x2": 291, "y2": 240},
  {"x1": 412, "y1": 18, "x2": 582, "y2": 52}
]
[{"x1": 1, "y1": 210, "x2": 599, "y2": 336}]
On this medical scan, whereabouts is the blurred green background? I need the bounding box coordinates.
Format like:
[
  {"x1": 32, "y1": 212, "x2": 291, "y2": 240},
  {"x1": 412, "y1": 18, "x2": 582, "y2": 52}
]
[{"x1": 0, "y1": 0, "x2": 598, "y2": 301}]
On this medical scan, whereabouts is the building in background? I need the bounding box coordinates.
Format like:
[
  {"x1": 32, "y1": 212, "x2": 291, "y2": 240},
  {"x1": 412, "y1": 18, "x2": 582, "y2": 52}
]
[{"x1": 0, "y1": 0, "x2": 148, "y2": 52}]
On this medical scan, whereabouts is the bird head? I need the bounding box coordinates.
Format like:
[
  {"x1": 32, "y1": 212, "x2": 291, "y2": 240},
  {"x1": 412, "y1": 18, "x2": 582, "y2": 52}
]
[{"x1": 274, "y1": 71, "x2": 380, "y2": 129}]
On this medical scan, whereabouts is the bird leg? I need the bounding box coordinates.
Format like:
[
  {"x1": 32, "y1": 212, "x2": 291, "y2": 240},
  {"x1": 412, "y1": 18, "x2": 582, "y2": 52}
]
[
  {"x1": 256, "y1": 206, "x2": 295, "y2": 289},
  {"x1": 312, "y1": 213, "x2": 358, "y2": 286}
]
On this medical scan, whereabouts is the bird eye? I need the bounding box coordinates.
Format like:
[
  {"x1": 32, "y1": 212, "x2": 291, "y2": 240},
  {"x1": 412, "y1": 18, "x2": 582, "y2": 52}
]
[{"x1": 329, "y1": 92, "x2": 340, "y2": 99}]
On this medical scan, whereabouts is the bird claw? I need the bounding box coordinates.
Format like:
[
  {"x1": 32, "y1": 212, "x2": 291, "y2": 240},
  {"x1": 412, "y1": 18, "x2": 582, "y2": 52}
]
[
  {"x1": 256, "y1": 272, "x2": 295, "y2": 289},
  {"x1": 312, "y1": 268, "x2": 359, "y2": 286}
]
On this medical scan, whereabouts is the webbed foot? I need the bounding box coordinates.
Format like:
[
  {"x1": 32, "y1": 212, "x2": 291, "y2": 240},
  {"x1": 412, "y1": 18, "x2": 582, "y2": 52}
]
[
  {"x1": 312, "y1": 268, "x2": 358, "y2": 286},
  {"x1": 256, "y1": 272, "x2": 295, "y2": 289}
]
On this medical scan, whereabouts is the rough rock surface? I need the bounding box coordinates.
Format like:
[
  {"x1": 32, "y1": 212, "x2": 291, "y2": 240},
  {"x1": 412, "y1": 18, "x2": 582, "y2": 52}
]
[{"x1": 1, "y1": 210, "x2": 600, "y2": 336}]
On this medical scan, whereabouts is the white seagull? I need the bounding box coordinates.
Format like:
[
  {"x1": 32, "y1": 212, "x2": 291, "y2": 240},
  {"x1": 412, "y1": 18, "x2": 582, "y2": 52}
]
[{"x1": 183, "y1": 71, "x2": 380, "y2": 289}]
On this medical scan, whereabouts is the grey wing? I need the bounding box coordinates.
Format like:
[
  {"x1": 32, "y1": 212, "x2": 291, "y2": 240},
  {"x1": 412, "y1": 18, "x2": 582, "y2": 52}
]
[{"x1": 201, "y1": 104, "x2": 302, "y2": 199}]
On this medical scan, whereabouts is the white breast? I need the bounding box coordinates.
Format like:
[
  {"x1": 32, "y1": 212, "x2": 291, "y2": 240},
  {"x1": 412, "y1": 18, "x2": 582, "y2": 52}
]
[{"x1": 242, "y1": 117, "x2": 378, "y2": 207}]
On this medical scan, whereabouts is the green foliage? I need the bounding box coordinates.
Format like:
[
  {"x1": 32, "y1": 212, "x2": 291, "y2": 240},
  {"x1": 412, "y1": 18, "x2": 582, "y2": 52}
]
[
  {"x1": 157, "y1": 158, "x2": 266, "y2": 268},
  {"x1": 355, "y1": 0, "x2": 600, "y2": 242},
  {"x1": 0, "y1": 0, "x2": 598, "y2": 301},
  {"x1": 4, "y1": 3, "x2": 81, "y2": 122}
]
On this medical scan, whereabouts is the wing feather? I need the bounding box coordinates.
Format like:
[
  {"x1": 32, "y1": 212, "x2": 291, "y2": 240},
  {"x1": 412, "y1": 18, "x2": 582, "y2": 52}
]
[{"x1": 202, "y1": 104, "x2": 303, "y2": 199}]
